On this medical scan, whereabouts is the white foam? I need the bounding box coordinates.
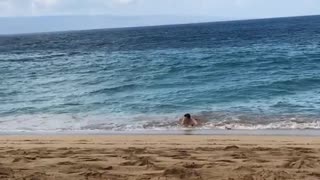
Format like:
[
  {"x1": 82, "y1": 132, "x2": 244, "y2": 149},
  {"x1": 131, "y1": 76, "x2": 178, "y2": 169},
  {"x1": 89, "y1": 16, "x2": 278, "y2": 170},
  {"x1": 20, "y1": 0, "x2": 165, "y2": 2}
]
[
  {"x1": 203, "y1": 120, "x2": 320, "y2": 130},
  {"x1": 0, "y1": 114, "x2": 320, "y2": 133}
]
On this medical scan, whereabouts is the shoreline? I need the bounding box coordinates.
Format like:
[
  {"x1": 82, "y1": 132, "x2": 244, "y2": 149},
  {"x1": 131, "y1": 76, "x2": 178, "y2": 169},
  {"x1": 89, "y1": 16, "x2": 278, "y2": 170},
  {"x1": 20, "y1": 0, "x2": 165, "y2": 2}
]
[
  {"x1": 1, "y1": 129, "x2": 320, "y2": 136},
  {"x1": 0, "y1": 135, "x2": 319, "y2": 179}
]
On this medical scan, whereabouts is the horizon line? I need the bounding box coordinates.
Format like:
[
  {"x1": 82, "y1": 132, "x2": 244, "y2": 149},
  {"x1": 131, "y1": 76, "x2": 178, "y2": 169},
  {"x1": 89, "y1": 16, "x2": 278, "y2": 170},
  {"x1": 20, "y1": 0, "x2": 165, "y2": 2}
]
[{"x1": 0, "y1": 14, "x2": 319, "y2": 36}]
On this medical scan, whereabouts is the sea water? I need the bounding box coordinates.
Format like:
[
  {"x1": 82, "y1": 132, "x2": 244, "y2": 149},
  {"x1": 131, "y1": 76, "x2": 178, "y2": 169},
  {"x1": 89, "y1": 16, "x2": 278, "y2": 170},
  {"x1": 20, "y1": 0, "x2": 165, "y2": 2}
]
[{"x1": 1, "y1": 15, "x2": 320, "y2": 133}]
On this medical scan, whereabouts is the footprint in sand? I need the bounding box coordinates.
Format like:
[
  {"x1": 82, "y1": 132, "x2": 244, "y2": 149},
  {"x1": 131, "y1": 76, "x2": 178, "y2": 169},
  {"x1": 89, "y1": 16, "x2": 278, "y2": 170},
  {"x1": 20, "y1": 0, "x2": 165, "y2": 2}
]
[
  {"x1": 224, "y1": 145, "x2": 240, "y2": 151},
  {"x1": 59, "y1": 163, "x2": 113, "y2": 175},
  {"x1": 118, "y1": 147, "x2": 147, "y2": 154},
  {"x1": 12, "y1": 156, "x2": 37, "y2": 163},
  {"x1": 22, "y1": 172, "x2": 52, "y2": 180},
  {"x1": 309, "y1": 172, "x2": 320, "y2": 178},
  {"x1": 283, "y1": 156, "x2": 320, "y2": 169},
  {"x1": 162, "y1": 167, "x2": 202, "y2": 180},
  {"x1": 230, "y1": 152, "x2": 248, "y2": 159},
  {"x1": 0, "y1": 166, "x2": 14, "y2": 179},
  {"x1": 120, "y1": 156, "x2": 161, "y2": 169},
  {"x1": 57, "y1": 161, "x2": 76, "y2": 166},
  {"x1": 233, "y1": 166, "x2": 256, "y2": 173},
  {"x1": 183, "y1": 162, "x2": 204, "y2": 169},
  {"x1": 233, "y1": 170, "x2": 292, "y2": 180},
  {"x1": 288, "y1": 147, "x2": 315, "y2": 154}
]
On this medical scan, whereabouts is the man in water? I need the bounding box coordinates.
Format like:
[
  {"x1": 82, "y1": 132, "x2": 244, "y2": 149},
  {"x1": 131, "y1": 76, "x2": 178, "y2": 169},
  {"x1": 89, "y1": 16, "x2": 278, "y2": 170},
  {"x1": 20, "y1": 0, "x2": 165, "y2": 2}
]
[{"x1": 180, "y1": 113, "x2": 200, "y2": 127}]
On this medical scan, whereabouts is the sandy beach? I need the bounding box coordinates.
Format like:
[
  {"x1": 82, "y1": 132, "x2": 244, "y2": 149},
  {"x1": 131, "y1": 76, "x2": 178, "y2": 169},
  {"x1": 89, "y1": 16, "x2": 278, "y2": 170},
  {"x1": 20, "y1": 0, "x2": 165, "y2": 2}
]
[{"x1": 0, "y1": 135, "x2": 319, "y2": 180}]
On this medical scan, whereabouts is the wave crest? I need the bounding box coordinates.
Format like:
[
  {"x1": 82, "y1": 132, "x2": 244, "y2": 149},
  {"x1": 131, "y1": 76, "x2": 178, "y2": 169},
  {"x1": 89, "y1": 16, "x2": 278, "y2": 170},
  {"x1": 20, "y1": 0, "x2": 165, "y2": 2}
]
[{"x1": 0, "y1": 113, "x2": 320, "y2": 133}]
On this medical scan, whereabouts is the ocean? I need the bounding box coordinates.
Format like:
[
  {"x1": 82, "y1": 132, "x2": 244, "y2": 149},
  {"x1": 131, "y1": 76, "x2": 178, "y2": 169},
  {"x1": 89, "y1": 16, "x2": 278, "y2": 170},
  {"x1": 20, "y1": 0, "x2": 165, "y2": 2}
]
[{"x1": 1, "y1": 15, "x2": 320, "y2": 134}]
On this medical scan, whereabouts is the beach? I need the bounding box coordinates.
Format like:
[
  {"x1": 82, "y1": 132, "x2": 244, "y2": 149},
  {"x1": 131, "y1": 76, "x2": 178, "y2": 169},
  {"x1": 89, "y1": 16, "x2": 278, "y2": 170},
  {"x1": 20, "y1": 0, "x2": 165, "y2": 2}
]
[
  {"x1": 1, "y1": 8, "x2": 320, "y2": 180},
  {"x1": 0, "y1": 135, "x2": 319, "y2": 180}
]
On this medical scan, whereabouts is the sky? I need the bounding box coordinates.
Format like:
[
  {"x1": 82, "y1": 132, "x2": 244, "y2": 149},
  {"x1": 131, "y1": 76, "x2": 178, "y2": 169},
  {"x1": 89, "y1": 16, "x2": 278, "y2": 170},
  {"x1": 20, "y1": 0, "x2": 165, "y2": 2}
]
[
  {"x1": 0, "y1": 0, "x2": 319, "y2": 34},
  {"x1": 0, "y1": 0, "x2": 319, "y2": 18}
]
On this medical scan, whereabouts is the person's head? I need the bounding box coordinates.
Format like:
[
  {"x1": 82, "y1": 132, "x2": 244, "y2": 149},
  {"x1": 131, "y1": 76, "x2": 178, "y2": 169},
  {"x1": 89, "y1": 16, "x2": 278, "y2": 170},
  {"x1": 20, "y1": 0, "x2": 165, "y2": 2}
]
[{"x1": 184, "y1": 113, "x2": 191, "y2": 119}]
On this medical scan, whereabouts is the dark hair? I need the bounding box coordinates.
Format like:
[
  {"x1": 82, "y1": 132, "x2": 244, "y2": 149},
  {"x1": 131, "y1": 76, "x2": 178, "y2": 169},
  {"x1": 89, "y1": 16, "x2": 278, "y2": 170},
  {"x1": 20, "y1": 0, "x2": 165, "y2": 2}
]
[{"x1": 184, "y1": 113, "x2": 191, "y2": 118}]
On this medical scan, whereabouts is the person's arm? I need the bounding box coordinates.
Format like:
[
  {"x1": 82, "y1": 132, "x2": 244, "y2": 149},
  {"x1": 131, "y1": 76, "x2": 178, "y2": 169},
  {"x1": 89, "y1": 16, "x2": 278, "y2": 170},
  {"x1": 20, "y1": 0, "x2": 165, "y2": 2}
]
[
  {"x1": 179, "y1": 118, "x2": 185, "y2": 125},
  {"x1": 192, "y1": 118, "x2": 199, "y2": 126}
]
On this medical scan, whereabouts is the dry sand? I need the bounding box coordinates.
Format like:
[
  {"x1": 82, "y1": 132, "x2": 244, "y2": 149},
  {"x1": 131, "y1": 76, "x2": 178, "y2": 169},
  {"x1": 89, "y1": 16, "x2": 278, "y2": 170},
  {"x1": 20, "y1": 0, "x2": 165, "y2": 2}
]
[{"x1": 0, "y1": 135, "x2": 319, "y2": 180}]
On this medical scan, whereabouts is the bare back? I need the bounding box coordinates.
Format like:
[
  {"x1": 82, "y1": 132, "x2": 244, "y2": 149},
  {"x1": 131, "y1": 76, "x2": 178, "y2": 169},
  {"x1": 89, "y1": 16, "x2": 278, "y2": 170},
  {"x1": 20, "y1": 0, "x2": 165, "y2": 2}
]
[{"x1": 181, "y1": 117, "x2": 198, "y2": 127}]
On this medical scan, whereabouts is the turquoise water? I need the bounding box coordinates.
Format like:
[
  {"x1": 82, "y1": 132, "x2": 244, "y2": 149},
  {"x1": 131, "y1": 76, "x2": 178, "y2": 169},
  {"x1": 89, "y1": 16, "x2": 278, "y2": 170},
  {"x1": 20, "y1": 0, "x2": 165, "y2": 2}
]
[{"x1": 1, "y1": 15, "x2": 320, "y2": 132}]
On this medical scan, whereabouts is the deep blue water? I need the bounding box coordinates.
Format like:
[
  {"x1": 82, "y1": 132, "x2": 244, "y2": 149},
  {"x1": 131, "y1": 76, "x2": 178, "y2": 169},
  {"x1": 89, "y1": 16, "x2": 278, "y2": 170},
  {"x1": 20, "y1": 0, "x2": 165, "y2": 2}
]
[{"x1": 1, "y1": 15, "x2": 320, "y2": 132}]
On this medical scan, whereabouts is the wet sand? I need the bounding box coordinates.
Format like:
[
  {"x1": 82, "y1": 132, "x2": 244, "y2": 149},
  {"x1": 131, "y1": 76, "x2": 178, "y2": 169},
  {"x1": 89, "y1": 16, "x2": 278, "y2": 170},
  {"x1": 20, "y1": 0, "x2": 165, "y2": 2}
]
[{"x1": 0, "y1": 135, "x2": 319, "y2": 180}]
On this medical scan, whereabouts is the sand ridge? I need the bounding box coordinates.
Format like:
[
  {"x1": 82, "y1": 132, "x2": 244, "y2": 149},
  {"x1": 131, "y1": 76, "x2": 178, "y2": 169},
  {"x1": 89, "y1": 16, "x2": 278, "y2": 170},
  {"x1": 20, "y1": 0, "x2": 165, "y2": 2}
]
[{"x1": 0, "y1": 135, "x2": 319, "y2": 180}]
